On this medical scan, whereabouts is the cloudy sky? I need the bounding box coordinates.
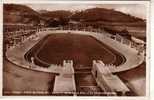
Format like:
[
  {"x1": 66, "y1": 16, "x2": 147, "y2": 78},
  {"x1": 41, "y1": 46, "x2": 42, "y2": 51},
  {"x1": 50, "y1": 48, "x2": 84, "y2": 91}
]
[{"x1": 26, "y1": 4, "x2": 147, "y2": 19}]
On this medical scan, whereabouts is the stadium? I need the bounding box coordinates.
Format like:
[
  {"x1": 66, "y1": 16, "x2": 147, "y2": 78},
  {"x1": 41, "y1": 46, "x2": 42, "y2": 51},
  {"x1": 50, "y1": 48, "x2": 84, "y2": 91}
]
[{"x1": 3, "y1": 4, "x2": 146, "y2": 96}]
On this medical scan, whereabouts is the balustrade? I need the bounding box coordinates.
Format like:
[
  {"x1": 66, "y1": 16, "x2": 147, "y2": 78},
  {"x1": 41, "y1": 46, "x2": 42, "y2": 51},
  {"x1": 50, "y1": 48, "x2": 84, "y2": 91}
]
[{"x1": 4, "y1": 26, "x2": 146, "y2": 58}]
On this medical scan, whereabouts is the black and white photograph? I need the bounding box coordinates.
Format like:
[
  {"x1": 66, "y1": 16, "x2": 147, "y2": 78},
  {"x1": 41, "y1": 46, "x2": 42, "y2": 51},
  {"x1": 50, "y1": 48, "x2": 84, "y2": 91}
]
[{"x1": 1, "y1": 1, "x2": 150, "y2": 98}]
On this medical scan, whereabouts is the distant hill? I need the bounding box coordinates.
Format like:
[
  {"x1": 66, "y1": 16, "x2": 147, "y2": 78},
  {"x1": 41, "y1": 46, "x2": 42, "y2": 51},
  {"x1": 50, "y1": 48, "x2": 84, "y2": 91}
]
[
  {"x1": 39, "y1": 10, "x2": 73, "y2": 27},
  {"x1": 3, "y1": 5, "x2": 146, "y2": 28},
  {"x1": 70, "y1": 8, "x2": 146, "y2": 40},
  {"x1": 71, "y1": 8, "x2": 144, "y2": 23},
  {"x1": 38, "y1": 10, "x2": 49, "y2": 14},
  {"x1": 40, "y1": 10, "x2": 72, "y2": 20},
  {"x1": 4, "y1": 4, "x2": 44, "y2": 25}
]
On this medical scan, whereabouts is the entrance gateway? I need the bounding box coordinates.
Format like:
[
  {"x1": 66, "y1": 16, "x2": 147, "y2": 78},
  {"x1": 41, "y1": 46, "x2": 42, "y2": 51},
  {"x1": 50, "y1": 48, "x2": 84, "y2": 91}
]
[{"x1": 52, "y1": 60, "x2": 130, "y2": 96}]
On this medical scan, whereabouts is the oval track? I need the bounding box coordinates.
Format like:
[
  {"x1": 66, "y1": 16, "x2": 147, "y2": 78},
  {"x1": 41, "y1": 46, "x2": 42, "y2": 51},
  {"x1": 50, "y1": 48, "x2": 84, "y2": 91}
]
[
  {"x1": 25, "y1": 33, "x2": 125, "y2": 68},
  {"x1": 24, "y1": 33, "x2": 126, "y2": 96}
]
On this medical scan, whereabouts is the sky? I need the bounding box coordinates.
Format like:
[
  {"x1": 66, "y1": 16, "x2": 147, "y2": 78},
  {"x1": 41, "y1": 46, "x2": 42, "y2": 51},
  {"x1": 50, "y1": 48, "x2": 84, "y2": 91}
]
[{"x1": 26, "y1": 4, "x2": 147, "y2": 19}]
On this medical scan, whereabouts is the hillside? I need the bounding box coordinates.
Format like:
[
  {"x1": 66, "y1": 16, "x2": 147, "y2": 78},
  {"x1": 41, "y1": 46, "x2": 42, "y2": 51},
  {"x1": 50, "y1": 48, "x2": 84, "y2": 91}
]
[
  {"x1": 3, "y1": 5, "x2": 146, "y2": 38},
  {"x1": 4, "y1": 5, "x2": 145, "y2": 27},
  {"x1": 39, "y1": 10, "x2": 72, "y2": 20},
  {"x1": 71, "y1": 8, "x2": 144, "y2": 23},
  {"x1": 4, "y1": 4, "x2": 44, "y2": 25},
  {"x1": 39, "y1": 10, "x2": 72, "y2": 27},
  {"x1": 70, "y1": 7, "x2": 146, "y2": 40}
]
